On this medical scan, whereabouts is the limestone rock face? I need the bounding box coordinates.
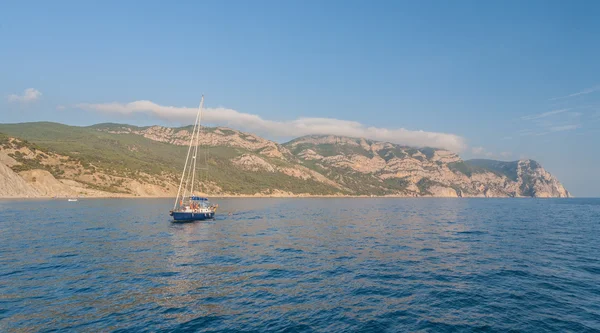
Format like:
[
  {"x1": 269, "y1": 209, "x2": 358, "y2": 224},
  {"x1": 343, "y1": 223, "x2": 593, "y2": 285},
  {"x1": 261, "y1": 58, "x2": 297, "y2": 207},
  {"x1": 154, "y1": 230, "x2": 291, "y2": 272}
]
[
  {"x1": 0, "y1": 163, "x2": 39, "y2": 197},
  {"x1": 232, "y1": 154, "x2": 276, "y2": 172},
  {"x1": 427, "y1": 186, "x2": 459, "y2": 197},
  {"x1": 98, "y1": 125, "x2": 291, "y2": 159},
  {"x1": 19, "y1": 169, "x2": 78, "y2": 197},
  {"x1": 515, "y1": 160, "x2": 570, "y2": 198},
  {"x1": 120, "y1": 127, "x2": 570, "y2": 197},
  {"x1": 281, "y1": 135, "x2": 570, "y2": 198},
  {"x1": 0, "y1": 123, "x2": 571, "y2": 197}
]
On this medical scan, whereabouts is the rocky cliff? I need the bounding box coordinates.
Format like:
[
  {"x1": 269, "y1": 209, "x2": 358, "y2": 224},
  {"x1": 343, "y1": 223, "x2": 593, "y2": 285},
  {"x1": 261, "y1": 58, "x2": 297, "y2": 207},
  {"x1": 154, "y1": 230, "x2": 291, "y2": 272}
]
[
  {"x1": 282, "y1": 135, "x2": 570, "y2": 197},
  {"x1": 0, "y1": 122, "x2": 570, "y2": 198},
  {"x1": 0, "y1": 162, "x2": 40, "y2": 197}
]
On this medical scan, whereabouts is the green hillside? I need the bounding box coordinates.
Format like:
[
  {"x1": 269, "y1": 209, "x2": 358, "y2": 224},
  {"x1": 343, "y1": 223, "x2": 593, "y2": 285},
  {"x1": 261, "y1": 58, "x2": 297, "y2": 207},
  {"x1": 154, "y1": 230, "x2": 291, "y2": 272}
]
[
  {"x1": 0, "y1": 122, "x2": 569, "y2": 197},
  {"x1": 0, "y1": 122, "x2": 340, "y2": 195},
  {"x1": 0, "y1": 122, "x2": 187, "y2": 175}
]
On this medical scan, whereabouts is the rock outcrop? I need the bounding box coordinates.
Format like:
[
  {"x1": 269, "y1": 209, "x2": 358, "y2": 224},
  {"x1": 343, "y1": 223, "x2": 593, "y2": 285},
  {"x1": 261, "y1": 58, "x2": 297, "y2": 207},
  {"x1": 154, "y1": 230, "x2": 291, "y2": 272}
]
[
  {"x1": 95, "y1": 124, "x2": 291, "y2": 159},
  {"x1": 19, "y1": 169, "x2": 79, "y2": 197},
  {"x1": 0, "y1": 163, "x2": 39, "y2": 197},
  {"x1": 0, "y1": 123, "x2": 571, "y2": 198},
  {"x1": 515, "y1": 159, "x2": 570, "y2": 198},
  {"x1": 282, "y1": 135, "x2": 570, "y2": 198}
]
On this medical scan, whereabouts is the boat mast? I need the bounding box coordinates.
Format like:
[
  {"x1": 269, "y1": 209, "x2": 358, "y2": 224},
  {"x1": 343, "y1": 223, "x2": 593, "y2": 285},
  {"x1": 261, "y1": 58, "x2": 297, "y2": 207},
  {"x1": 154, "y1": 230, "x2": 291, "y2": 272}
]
[
  {"x1": 189, "y1": 96, "x2": 204, "y2": 196},
  {"x1": 173, "y1": 96, "x2": 204, "y2": 209}
]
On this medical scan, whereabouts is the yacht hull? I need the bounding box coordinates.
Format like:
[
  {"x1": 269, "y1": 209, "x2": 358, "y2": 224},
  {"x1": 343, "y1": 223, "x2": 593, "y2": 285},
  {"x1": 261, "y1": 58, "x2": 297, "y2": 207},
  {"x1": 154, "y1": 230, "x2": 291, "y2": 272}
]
[{"x1": 171, "y1": 211, "x2": 215, "y2": 222}]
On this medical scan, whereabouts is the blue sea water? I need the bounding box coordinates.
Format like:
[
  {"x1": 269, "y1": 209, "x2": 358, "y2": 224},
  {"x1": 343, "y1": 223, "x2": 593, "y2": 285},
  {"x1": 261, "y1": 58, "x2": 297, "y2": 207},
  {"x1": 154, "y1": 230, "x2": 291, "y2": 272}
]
[{"x1": 0, "y1": 198, "x2": 599, "y2": 332}]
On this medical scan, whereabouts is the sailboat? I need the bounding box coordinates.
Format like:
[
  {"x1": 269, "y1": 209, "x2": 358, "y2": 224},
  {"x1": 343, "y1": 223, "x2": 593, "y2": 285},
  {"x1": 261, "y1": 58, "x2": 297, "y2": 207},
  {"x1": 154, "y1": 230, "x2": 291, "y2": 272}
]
[{"x1": 170, "y1": 95, "x2": 218, "y2": 222}]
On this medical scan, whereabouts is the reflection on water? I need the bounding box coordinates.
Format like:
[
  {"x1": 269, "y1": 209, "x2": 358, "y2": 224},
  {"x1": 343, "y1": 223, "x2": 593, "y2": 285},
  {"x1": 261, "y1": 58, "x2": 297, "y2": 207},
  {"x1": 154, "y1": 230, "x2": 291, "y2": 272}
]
[{"x1": 1, "y1": 198, "x2": 599, "y2": 332}]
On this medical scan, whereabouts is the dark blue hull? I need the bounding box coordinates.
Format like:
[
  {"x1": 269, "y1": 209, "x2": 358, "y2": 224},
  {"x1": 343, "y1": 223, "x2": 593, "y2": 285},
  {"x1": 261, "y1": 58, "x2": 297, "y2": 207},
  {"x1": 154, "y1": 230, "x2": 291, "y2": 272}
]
[{"x1": 170, "y1": 211, "x2": 215, "y2": 222}]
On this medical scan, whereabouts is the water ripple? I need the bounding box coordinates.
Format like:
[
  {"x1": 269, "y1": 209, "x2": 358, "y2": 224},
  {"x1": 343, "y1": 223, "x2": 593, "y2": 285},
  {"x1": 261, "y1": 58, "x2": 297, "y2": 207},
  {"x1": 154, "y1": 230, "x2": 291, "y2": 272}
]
[{"x1": 1, "y1": 198, "x2": 599, "y2": 332}]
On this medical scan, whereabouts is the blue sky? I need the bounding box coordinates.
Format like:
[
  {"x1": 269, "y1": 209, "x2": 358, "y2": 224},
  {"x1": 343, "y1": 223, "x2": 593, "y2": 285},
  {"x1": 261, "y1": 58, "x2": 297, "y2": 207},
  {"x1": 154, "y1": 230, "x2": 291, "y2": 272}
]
[{"x1": 1, "y1": 0, "x2": 599, "y2": 196}]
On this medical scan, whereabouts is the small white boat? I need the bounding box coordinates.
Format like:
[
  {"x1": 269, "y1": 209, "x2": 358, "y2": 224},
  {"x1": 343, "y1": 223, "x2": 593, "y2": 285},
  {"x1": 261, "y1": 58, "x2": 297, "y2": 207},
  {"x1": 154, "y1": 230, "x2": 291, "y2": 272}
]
[{"x1": 68, "y1": 198, "x2": 78, "y2": 202}]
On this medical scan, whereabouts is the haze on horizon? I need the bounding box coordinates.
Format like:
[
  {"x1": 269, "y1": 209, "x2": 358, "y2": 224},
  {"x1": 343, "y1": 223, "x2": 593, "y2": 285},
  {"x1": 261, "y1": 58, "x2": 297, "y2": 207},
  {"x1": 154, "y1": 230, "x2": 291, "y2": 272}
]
[{"x1": 1, "y1": 1, "x2": 599, "y2": 196}]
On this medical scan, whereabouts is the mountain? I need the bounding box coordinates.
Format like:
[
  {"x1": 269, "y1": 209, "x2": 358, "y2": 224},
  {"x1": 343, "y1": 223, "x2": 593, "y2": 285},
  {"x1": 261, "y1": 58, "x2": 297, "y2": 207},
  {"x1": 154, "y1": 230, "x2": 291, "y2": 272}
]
[
  {"x1": 282, "y1": 135, "x2": 570, "y2": 197},
  {"x1": 0, "y1": 122, "x2": 570, "y2": 198}
]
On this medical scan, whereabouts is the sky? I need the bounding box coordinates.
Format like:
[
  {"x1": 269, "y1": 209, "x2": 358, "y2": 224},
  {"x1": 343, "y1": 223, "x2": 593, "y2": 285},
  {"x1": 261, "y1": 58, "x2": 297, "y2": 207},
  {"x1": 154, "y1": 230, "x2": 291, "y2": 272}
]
[{"x1": 1, "y1": 0, "x2": 599, "y2": 196}]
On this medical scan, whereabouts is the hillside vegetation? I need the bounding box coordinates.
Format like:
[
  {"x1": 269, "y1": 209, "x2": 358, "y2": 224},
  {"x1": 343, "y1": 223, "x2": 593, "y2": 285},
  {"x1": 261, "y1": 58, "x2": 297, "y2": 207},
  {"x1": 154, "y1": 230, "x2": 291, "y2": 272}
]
[{"x1": 0, "y1": 122, "x2": 570, "y2": 198}]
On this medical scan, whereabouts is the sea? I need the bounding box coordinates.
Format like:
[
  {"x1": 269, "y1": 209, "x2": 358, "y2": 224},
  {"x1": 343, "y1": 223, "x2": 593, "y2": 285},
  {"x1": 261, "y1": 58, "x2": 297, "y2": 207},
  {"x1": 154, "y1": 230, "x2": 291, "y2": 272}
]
[{"x1": 1, "y1": 198, "x2": 599, "y2": 332}]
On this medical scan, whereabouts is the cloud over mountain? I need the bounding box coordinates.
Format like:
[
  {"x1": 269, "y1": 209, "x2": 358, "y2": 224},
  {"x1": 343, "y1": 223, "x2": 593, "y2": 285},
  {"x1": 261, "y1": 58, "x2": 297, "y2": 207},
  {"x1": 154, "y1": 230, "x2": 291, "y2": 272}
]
[{"x1": 76, "y1": 100, "x2": 467, "y2": 152}]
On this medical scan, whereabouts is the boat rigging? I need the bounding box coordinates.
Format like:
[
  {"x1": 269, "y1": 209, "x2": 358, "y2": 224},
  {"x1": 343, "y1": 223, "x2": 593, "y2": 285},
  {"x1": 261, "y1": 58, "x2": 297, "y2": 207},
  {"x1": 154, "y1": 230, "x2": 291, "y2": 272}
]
[{"x1": 169, "y1": 95, "x2": 217, "y2": 222}]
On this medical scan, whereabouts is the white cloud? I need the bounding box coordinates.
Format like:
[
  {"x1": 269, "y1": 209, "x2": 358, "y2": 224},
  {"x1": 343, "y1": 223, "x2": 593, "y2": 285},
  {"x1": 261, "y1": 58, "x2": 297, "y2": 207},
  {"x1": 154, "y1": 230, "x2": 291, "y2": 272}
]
[
  {"x1": 549, "y1": 124, "x2": 579, "y2": 132},
  {"x1": 471, "y1": 146, "x2": 494, "y2": 157},
  {"x1": 549, "y1": 85, "x2": 600, "y2": 101},
  {"x1": 518, "y1": 129, "x2": 544, "y2": 137},
  {"x1": 75, "y1": 100, "x2": 467, "y2": 152},
  {"x1": 7, "y1": 88, "x2": 42, "y2": 103},
  {"x1": 521, "y1": 108, "x2": 570, "y2": 121},
  {"x1": 56, "y1": 105, "x2": 66, "y2": 110},
  {"x1": 519, "y1": 108, "x2": 582, "y2": 136},
  {"x1": 471, "y1": 147, "x2": 511, "y2": 158},
  {"x1": 519, "y1": 124, "x2": 580, "y2": 137}
]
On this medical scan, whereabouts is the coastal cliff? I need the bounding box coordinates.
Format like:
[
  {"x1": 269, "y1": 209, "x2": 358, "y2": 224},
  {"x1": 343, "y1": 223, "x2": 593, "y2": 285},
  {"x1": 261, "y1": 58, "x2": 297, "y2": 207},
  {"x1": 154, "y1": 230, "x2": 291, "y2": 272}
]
[{"x1": 0, "y1": 122, "x2": 570, "y2": 198}]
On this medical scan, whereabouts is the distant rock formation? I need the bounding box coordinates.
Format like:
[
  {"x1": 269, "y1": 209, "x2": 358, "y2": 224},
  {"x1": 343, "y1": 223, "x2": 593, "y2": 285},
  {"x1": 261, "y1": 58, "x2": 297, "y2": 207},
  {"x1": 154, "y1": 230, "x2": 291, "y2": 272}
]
[{"x1": 0, "y1": 122, "x2": 570, "y2": 198}]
